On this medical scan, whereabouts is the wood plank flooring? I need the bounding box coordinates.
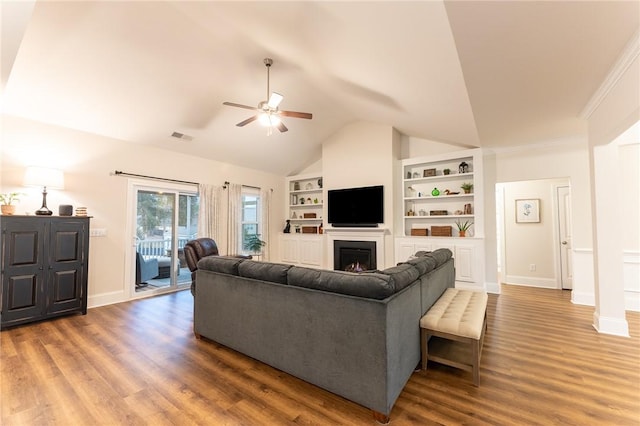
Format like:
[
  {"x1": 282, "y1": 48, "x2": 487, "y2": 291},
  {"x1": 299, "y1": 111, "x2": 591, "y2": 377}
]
[{"x1": 2, "y1": 284, "x2": 639, "y2": 425}]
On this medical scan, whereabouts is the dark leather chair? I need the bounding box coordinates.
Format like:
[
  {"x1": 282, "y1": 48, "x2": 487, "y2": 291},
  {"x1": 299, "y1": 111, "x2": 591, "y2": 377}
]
[{"x1": 184, "y1": 238, "x2": 251, "y2": 294}]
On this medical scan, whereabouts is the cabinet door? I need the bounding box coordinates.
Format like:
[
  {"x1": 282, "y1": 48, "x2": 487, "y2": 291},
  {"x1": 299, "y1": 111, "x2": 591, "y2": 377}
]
[
  {"x1": 299, "y1": 238, "x2": 322, "y2": 266},
  {"x1": 1, "y1": 218, "x2": 46, "y2": 326},
  {"x1": 47, "y1": 219, "x2": 88, "y2": 315},
  {"x1": 280, "y1": 236, "x2": 299, "y2": 264},
  {"x1": 454, "y1": 245, "x2": 475, "y2": 283},
  {"x1": 395, "y1": 242, "x2": 416, "y2": 263}
]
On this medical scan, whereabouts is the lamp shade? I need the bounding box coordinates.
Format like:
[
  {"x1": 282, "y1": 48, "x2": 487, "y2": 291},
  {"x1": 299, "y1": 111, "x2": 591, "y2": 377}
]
[{"x1": 24, "y1": 167, "x2": 65, "y2": 189}]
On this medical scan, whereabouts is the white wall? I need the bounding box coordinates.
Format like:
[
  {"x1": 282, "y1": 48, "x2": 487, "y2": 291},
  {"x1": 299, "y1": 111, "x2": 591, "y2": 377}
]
[
  {"x1": 321, "y1": 121, "x2": 400, "y2": 267},
  {"x1": 1, "y1": 115, "x2": 285, "y2": 308}
]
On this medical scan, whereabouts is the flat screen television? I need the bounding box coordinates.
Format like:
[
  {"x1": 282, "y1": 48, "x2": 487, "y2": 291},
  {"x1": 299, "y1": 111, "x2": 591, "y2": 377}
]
[{"x1": 327, "y1": 185, "x2": 384, "y2": 227}]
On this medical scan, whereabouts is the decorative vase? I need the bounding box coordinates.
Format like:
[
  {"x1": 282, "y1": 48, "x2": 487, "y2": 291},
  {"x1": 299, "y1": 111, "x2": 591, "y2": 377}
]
[
  {"x1": 1, "y1": 205, "x2": 15, "y2": 215},
  {"x1": 459, "y1": 230, "x2": 466, "y2": 237},
  {"x1": 431, "y1": 188, "x2": 440, "y2": 196}
]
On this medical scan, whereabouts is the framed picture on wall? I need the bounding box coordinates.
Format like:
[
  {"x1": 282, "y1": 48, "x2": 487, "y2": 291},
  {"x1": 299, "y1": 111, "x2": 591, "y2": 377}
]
[{"x1": 516, "y1": 199, "x2": 540, "y2": 223}]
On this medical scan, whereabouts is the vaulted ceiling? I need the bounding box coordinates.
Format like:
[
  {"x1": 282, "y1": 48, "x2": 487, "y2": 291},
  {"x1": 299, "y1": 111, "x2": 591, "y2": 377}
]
[{"x1": 2, "y1": 1, "x2": 638, "y2": 175}]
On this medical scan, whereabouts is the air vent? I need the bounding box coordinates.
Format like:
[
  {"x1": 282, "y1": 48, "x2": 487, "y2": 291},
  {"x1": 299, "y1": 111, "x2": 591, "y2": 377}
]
[{"x1": 171, "y1": 131, "x2": 193, "y2": 141}]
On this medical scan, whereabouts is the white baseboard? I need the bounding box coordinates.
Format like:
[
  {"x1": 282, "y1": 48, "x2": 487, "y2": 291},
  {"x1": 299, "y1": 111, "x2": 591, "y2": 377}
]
[
  {"x1": 571, "y1": 291, "x2": 595, "y2": 306},
  {"x1": 593, "y1": 311, "x2": 630, "y2": 337},
  {"x1": 505, "y1": 275, "x2": 557, "y2": 289},
  {"x1": 88, "y1": 290, "x2": 127, "y2": 309},
  {"x1": 485, "y1": 281, "x2": 500, "y2": 294}
]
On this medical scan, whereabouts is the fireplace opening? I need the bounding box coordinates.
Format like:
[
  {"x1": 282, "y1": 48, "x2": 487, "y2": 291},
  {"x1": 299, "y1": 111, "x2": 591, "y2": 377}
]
[{"x1": 333, "y1": 240, "x2": 377, "y2": 271}]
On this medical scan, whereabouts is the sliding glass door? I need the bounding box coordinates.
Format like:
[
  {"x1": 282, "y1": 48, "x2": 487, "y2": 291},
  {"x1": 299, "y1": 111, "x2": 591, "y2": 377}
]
[{"x1": 132, "y1": 184, "x2": 198, "y2": 295}]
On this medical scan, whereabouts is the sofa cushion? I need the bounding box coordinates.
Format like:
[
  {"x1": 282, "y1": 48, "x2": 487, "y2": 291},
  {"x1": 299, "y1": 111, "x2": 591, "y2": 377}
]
[
  {"x1": 197, "y1": 256, "x2": 245, "y2": 276},
  {"x1": 238, "y1": 260, "x2": 292, "y2": 284},
  {"x1": 415, "y1": 248, "x2": 452, "y2": 268},
  {"x1": 404, "y1": 256, "x2": 437, "y2": 275},
  {"x1": 287, "y1": 267, "x2": 395, "y2": 300},
  {"x1": 380, "y1": 263, "x2": 419, "y2": 292}
]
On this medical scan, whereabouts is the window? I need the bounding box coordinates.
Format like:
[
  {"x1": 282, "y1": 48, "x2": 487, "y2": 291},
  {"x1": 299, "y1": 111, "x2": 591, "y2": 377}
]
[{"x1": 240, "y1": 188, "x2": 261, "y2": 254}]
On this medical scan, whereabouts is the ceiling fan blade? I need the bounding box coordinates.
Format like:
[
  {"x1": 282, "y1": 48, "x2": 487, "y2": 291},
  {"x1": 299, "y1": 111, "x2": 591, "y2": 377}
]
[
  {"x1": 276, "y1": 121, "x2": 288, "y2": 133},
  {"x1": 236, "y1": 115, "x2": 258, "y2": 127},
  {"x1": 268, "y1": 92, "x2": 284, "y2": 109},
  {"x1": 223, "y1": 102, "x2": 258, "y2": 111},
  {"x1": 280, "y1": 110, "x2": 313, "y2": 120}
]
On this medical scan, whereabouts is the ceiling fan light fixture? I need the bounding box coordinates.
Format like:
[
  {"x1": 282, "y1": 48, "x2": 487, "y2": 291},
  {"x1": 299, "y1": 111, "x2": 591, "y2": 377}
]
[
  {"x1": 259, "y1": 112, "x2": 281, "y2": 127},
  {"x1": 223, "y1": 58, "x2": 312, "y2": 133}
]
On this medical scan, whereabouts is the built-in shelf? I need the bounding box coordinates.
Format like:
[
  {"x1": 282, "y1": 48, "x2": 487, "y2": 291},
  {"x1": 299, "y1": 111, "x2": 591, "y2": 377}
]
[
  {"x1": 285, "y1": 173, "x2": 324, "y2": 234},
  {"x1": 401, "y1": 149, "x2": 483, "y2": 238}
]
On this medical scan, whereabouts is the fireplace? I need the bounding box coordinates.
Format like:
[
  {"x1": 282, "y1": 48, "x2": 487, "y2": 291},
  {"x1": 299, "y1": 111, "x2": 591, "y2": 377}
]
[{"x1": 333, "y1": 240, "x2": 377, "y2": 271}]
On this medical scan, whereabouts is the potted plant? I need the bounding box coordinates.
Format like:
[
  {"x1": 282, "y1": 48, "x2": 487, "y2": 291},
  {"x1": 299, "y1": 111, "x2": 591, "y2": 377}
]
[
  {"x1": 455, "y1": 220, "x2": 473, "y2": 237},
  {"x1": 244, "y1": 233, "x2": 266, "y2": 256},
  {"x1": 0, "y1": 192, "x2": 22, "y2": 215},
  {"x1": 461, "y1": 182, "x2": 473, "y2": 194},
  {"x1": 443, "y1": 168, "x2": 451, "y2": 175}
]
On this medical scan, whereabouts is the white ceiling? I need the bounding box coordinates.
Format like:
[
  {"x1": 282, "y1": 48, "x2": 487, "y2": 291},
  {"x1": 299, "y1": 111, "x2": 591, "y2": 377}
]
[{"x1": 2, "y1": 1, "x2": 638, "y2": 176}]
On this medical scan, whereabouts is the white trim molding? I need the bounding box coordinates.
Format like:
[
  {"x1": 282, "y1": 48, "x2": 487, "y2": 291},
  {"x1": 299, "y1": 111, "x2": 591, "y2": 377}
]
[
  {"x1": 504, "y1": 275, "x2": 557, "y2": 289},
  {"x1": 580, "y1": 30, "x2": 640, "y2": 120},
  {"x1": 324, "y1": 227, "x2": 386, "y2": 271},
  {"x1": 593, "y1": 312, "x2": 630, "y2": 337}
]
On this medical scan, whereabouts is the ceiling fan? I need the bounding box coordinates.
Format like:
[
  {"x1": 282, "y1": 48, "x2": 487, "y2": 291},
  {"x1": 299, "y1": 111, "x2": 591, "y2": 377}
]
[{"x1": 223, "y1": 58, "x2": 312, "y2": 133}]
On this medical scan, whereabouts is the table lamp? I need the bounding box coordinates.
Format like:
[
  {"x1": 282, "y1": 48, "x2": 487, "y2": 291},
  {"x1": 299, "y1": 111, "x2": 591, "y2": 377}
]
[{"x1": 24, "y1": 167, "x2": 65, "y2": 216}]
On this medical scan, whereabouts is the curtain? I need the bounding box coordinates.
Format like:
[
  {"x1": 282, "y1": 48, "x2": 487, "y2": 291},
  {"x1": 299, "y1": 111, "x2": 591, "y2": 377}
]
[
  {"x1": 260, "y1": 187, "x2": 272, "y2": 261},
  {"x1": 197, "y1": 183, "x2": 222, "y2": 240},
  {"x1": 227, "y1": 183, "x2": 242, "y2": 255}
]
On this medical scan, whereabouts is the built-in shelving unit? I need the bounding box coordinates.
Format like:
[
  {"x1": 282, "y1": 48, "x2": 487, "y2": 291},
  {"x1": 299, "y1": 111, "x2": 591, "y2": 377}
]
[
  {"x1": 396, "y1": 148, "x2": 485, "y2": 290},
  {"x1": 281, "y1": 173, "x2": 325, "y2": 267},
  {"x1": 401, "y1": 149, "x2": 483, "y2": 238},
  {"x1": 286, "y1": 173, "x2": 324, "y2": 234}
]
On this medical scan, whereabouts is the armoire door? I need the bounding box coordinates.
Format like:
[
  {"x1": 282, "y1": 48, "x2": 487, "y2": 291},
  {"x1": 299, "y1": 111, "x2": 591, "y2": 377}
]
[
  {"x1": 47, "y1": 218, "x2": 88, "y2": 315},
  {"x1": 1, "y1": 217, "x2": 47, "y2": 325}
]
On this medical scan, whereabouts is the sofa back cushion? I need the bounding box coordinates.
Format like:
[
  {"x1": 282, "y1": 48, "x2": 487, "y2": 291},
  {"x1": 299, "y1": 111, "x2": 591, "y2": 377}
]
[
  {"x1": 287, "y1": 267, "x2": 395, "y2": 300},
  {"x1": 379, "y1": 263, "x2": 419, "y2": 292},
  {"x1": 197, "y1": 256, "x2": 245, "y2": 276},
  {"x1": 239, "y1": 260, "x2": 292, "y2": 284},
  {"x1": 403, "y1": 256, "x2": 437, "y2": 275},
  {"x1": 414, "y1": 248, "x2": 452, "y2": 268}
]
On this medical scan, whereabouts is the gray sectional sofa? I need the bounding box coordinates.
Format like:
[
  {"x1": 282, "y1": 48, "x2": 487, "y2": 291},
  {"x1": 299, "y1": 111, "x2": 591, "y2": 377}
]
[{"x1": 193, "y1": 249, "x2": 455, "y2": 423}]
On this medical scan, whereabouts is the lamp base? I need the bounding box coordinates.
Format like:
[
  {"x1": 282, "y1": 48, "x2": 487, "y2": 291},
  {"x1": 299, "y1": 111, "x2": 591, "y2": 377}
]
[
  {"x1": 36, "y1": 189, "x2": 52, "y2": 215},
  {"x1": 35, "y1": 207, "x2": 53, "y2": 216}
]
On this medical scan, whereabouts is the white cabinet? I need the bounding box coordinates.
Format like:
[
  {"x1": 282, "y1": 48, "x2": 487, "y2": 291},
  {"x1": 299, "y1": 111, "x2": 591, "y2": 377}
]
[
  {"x1": 279, "y1": 233, "x2": 323, "y2": 267},
  {"x1": 401, "y1": 149, "x2": 483, "y2": 238},
  {"x1": 394, "y1": 237, "x2": 485, "y2": 290},
  {"x1": 286, "y1": 173, "x2": 324, "y2": 234}
]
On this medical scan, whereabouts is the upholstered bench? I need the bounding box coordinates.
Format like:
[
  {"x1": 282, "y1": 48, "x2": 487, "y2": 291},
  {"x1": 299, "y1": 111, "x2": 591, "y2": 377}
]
[{"x1": 420, "y1": 288, "x2": 488, "y2": 386}]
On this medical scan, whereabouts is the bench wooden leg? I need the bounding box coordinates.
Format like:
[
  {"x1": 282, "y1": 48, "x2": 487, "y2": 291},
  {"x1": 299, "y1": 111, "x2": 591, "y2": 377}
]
[
  {"x1": 420, "y1": 328, "x2": 428, "y2": 371},
  {"x1": 472, "y1": 338, "x2": 480, "y2": 386}
]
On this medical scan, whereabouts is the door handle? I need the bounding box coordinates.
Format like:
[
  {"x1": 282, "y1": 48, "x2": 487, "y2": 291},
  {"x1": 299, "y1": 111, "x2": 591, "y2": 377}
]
[{"x1": 561, "y1": 241, "x2": 568, "y2": 245}]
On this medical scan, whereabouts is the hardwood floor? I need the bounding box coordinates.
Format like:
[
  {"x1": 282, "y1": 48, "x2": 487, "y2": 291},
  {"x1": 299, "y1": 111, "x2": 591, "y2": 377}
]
[{"x1": 2, "y1": 284, "x2": 639, "y2": 425}]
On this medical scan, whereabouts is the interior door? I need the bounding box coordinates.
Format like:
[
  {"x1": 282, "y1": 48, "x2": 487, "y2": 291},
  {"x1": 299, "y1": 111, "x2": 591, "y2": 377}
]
[{"x1": 557, "y1": 186, "x2": 573, "y2": 289}]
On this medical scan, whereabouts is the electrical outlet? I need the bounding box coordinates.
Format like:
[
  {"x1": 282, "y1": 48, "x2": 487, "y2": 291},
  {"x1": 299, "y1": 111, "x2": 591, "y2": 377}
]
[
  {"x1": 529, "y1": 264, "x2": 536, "y2": 272},
  {"x1": 90, "y1": 228, "x2": 107, "y2": 237}
]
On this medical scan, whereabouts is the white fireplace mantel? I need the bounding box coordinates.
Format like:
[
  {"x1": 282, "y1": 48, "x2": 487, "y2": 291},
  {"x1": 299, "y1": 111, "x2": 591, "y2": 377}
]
[{"x1": 324, "y1": 227, "x2": 387, "y2": 270}]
